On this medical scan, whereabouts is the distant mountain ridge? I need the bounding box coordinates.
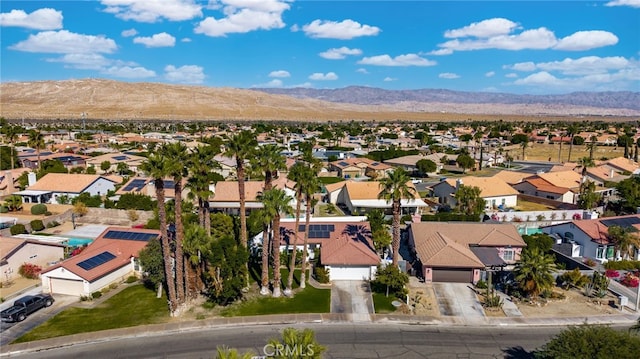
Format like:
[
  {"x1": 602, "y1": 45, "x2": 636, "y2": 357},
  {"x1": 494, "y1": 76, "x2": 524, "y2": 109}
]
[{"x1": 255, "y1": 86, "x2": 640, "y2": 111}]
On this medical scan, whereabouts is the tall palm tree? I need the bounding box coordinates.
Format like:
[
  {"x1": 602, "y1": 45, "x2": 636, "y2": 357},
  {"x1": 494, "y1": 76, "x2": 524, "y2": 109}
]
[
  {"x1": 258, "y1": 188, "x2": 293, "y2": 297},
  {"x1": 183, "y1": 223, "x2": 210, "y2": 297},
  {"x1": 252, "y1": 144, "x2": 286, "y2": 191},
  {"x1": 5, "y1": 125, "x2": 18, "y2": 170},
  {"x1": 566, "y1": 124, "x2": 579, "y2": 162},
  {"x1": 587, "y1": 135, "x2": 598, "y2": 162},
  {"x1": 224, "y1": 131, "x2": 257, "y2": 250},
  {"x1": 377, "y1": 168, "x2": 416, "y2": 266},
  {"x1": 28, "y1": 130, "x2": 45, "y2": 171},
  {"x1": 284, "y1": 162, "x2": 311, "y2": 296},
  {"x1": 186, "y1": 144, "x2": 220, "y2": 235},
  {"x1": 298, "y1": 142, "x2": 322, "y2": 289},
  {"x1": 164, "y1": 142, "x2": 190, "y2": 303},
  {"x1": 140, "y1": 153, "x2": 178, "y2": 314},
  {"x1": 608, "y1": 225, "x2": 640, "y2": 260},
  {"x1": 255, "y1": 206, "x2": 273, "y2": 295},
  {"x1": 514, "y1": 247, "x2": 557, "y2": 299}
]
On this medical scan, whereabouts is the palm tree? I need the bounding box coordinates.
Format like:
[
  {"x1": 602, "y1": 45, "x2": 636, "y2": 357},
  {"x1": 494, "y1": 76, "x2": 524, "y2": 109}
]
[
  {"x1": 608, "y1": 225, "x2": 640, "y2": 260},
  {"x1": 255, "y1": 207, "x2": 273, "y2": 295},
  {"x1": 224, "y1": 131, "x2": 257, "y2": 253},
  {"x1": 183, "y1": 223, "x2": 210, "y2": 297},
  {"x1": 266, "y1": 328, "x2": 326, "y2": 359},
  {"x1": 215, "y1": 346, "x2": 254, "y2": 359},
  {"x1": 252, "y1": 144, "x2": 286, "y2": 191},
  {"x1": 587, "y1": 135, "x2": 598, "y2": 162},
  {"x1": 164, "y1": 142, "x2": 190, "y2": 303},
  {"x1": 140, "y1": 153, "x2": 178, "y2": 314},
  {"x1": 566, "y1": 124, "x2": 579, "y2": 162},
  {"x1": 378, "y1": 168, "x2": 417, "y2": 265},
  {"x1": 5, "y1": 125, "x2": 18, "y2": 170},
  {"x1": 258, "y1": 188, "x2": 293, "y2": 297},
  {"x1": 186, "y1": 144, "x2": 220, "y2": 235},
  {"x1": 298, "y1": 143, "x2": 322, "y2": 289},
  {"x1": 28, "y1": 130, "x2": 45, "y2": 171},
  {"x1": 514, "y1": 247, "x2": 557, "y2": 299}
]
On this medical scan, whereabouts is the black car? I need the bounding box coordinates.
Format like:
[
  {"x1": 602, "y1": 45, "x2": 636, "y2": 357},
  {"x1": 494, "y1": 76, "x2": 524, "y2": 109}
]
[{"x1": 0, "y1": 294, "x2": 54, "y2": 322}]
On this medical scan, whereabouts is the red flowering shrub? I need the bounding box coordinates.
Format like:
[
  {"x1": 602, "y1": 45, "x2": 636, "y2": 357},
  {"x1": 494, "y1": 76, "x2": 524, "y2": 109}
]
[
  {"x1": 620, "y1": 273, "x2": 640, "y2": 288},
  {"x1": 572, "y1": 213, "x2": 582, "y2": 220},
  {"x1": 605, "y1": 269, "x2": 620, "y2": 278},
  {"x1": 18, "y1": 263, "x2": 42, "y2": 279}
]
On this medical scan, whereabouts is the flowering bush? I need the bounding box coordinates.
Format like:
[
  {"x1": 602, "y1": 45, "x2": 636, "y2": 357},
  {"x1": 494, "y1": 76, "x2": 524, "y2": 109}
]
[
  {"x1": 18, "y1": 263, "x2": 42, "y2": 279},
  {"x1": 620, "y1": 272, "x2": 640, "y2": 288},
  {"x1": 583, "y1": 258, "x2": 597, "y2": 267},
  {"x1": 572, "y1": 213, "x2": 582, "y2": 220},
  {"x1": 605, "y1": 269, "x2": 620, "y2": 278}
]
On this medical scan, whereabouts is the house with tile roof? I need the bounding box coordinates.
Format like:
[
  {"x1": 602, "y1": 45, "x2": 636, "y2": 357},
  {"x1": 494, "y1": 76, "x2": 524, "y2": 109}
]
[
  {"x1": 13, "y1": 173, "x2": 120, "y2": 204},
  {"x1": 0, "y1": 236, "x2": 65, "y2": 282},
  {"x1": 430, "y1": 176, "x2": 518, "y2": 210},
  {"x1": 408, "y1": 222, "x2": 526, "y2": 283},
  {"x1": 512, "y1": 177, "x2": 576, "y2": 204},
  {"x1": 208, "y1": 176, "x2": 297, "y2": 215},
  {"x1": 19, "y1": 152, "x2": 89, "y2": 171},
  {"x1": 40, "y1": 227, "x2": 160, "y2": 297},
  {"x1": 85, "y1": 152, "x2": 147, "y2": 174},
  {"x1": 324, "y1": 180, "x2": 428, "y2": 216},
  {"x1": 276, "y1": 218, "x2": 380, "y2": 281},
  {"x1": 116, "y1": 176, "x2": 187, "y2": 201},
  {"x1": 329, "y1": 157, "x2": 393, "y2": 180},
  {"x1": 604, "y1": 157, "x2": 640, "y2": 175},
  {"x1": 541, "y1": 214, "x2": 640, "y2": 263}
]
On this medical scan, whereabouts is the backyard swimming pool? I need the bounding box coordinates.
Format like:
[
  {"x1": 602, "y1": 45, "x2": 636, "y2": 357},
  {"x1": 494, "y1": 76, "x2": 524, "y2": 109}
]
[{"x1": 65, "y1": 237, "x2": 93, "y2": 247}]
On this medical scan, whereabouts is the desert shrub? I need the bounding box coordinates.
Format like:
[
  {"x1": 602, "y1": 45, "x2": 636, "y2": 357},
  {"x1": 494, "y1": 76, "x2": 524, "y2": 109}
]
[
  {"x1": 584, "y1": 271, "x2": 610, "y2": 298},
  {"x1": 91, "y1": 291, "x2": 103, "y2": 299},
  {"x1": 483, "y1": 294, "x2": 503, "y2": 308},
  {"x1": 557, "y1": 268, "x2": 589, "y2": 289},
  {"x1": 583, "y1": 258, "x2": 597, "y2": 267},
  {"x1": 314, "y1": 266, "x2": 330, "y2": 284},
  {"x1": 604, "y1": 260, "x2": 640, "y2": 270},
  {"x1": 475, "y1": 279, "x2": 488, "y2": 289},
  {"x1": 0, "y1": 206, "x2": 8, "y2": 213},
  {"x1": 80, "y1": 295, "x2": 91, "y2": 301},
  {"x1": 125, "y1": 275, "x2": 138, "y2": 284},
  {"x1": 46, "y1": 220, "x2": 61, "y2": 228},
  {"x1": 30, "y1": 219, "x2": 45, "y2": 232},
  {"x1": 30, "y1": 203, "x2": 48, "y2": 215},
  {"x1": 110, "y1": 282, "x2": 118, "y2": 289},
  {"x1": 18, "y1": 263, "x2": 42, "y2": 279},
  {"x1": 10, "y1": 223, "x2": 28, "y2": 235},
  {"x1": 101, "y1": 286, "x2": 111, "y2": 294}
]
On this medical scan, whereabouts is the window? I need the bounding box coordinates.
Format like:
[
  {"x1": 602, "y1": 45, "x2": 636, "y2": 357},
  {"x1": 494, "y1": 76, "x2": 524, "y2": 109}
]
[
  {"x1": 606, "y1": 246, "x2": 615, "y2": 259},
  {"x1": 501, "y1": 198, "x2": 506, "y2": 205},
  {"x1": 502, "y1": 249, "x2": 514, "y2": 261},
  {"x1": 596, "y1": 246, "x2": 605, "y2": 259}
]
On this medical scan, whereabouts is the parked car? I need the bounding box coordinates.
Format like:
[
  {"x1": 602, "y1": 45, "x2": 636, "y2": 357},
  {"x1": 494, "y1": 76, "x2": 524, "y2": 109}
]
[{"x1": 0, "y1": 294, "x2": 54, "y2": 322}]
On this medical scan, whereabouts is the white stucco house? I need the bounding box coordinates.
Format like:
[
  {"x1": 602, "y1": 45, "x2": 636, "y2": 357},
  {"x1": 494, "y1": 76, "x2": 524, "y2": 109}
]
[
  {"x1": 0, "y1": 236, "x2": 65, "y2": 282},
  {"x1": 14, "y1": 173, "x2": 120, "y2": 204},
  {"x1": 430, "y1": 176, "x2": 518, "y2": 210}
]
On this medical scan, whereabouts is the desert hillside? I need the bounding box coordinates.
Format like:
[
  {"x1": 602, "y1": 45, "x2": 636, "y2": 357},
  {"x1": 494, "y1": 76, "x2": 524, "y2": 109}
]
[{"x1": 0, "y1": 79, "x2": 637, "y2": 122}]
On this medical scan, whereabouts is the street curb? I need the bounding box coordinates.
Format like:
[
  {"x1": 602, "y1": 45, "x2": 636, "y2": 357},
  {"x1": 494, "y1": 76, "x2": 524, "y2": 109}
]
[{"x1": 2, "y1": 312, "x2": 639, "y2": 357}]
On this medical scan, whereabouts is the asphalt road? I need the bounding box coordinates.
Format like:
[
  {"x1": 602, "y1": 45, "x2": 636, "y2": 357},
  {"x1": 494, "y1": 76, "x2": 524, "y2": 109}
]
[{"x1": 2, "y1": 322, "x2": 576, "y2": 359}]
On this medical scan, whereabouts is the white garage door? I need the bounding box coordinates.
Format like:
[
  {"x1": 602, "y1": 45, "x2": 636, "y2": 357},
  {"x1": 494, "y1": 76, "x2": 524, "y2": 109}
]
[
  {"x1": 328, "y1": 266, "x2": 372, "y2": 281},
  {"x1": 49, "y1": 278, "x2": 85, "y2": 296}
]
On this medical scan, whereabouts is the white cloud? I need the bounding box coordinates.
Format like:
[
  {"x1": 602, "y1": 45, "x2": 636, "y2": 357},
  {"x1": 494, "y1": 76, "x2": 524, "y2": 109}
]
[
  {"x1": 319, "y1": 47, "x2": 362, "y2": 60},
  {"x1": 383, "y1": 77, "x2": 397, "y2": 82},
  {"x1": 506, "y1": 56, "x2": 633, "y2": 76},
  {"x1": 10, "y1": 30, "x2": 117, "y2": 54},
  {"x1": 428, "y1": 48, "x2": 453, "y2": 56},
  {"x1": 181, "y1": 37, "x2": 192, "y2": 42},
  {"x1": 514, "y1": 71, "x2": 562, "y2": 86},
  {"x1": 102, "y1": 65, "x2": 156, "y2": 78},
  {"x1": 133, "y1": 32, "x2": 176, "y2": 47},
  {"x1": 554, "y1": 30, "x2": 618, "y2": 51},
  {"x1": 0, "y1": 8, "x2": 63, "y2": 30},
  {"x1": 101, "y1": 0, "x2": 202, "y2": 22},
  {"x1": 444, "y1": 18, "x2": 518, "y2": 38},
  {"x1": 121, "y1": 28, "x2": 138, "y2": 37},
  {"x1": 308, "y1": 72, "x2": 338, "y2": 81},
  {"x1": 605, "y1": 0, "x2": 640, "y2": 8},
  {"x1": 195, "y1": 0, "x2": 289, "y2": 37},
  {"x1": 357, "y1": 54, "x2": 436, "y2": 67},
  {"x1": 252, "y1": 79, "x2": 283, "y2": 88},
  {"x1": 437, "y1": 28, "x2": 558, "y2": 52},
  {"x1": 439, "y1": 73, "x2": 460, "y2": 79},
  {"x1": 302, "y1": 19, "x2": 380, "y2": 40},
  {"x1": 269, "y1": 70, "x2": 290, "y2": 78},
  {"x1": 164, "y1": 64, "x2": 205, "y2": 84},
  {"x1": 46, "y1": 53, "x2": 112, "y2": 70},
  {"x1": 505, "y1": 73, "x2": 519, "y2": 78},
  {"x1": 510, "y1": 65, "x2": 640, "y2": 92},
  {"x1": 356, "y1": 68, "x2": 369, "y2": 74},
  {"x1": 485, "y1": 71, "x2": 495, "y2": 77}
]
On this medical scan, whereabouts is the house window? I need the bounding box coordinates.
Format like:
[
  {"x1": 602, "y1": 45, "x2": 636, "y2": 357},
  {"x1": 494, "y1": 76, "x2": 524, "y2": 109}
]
[
  {"x1": 606, "y1": 246, "x2": 615, "y2": 259},
  {"x1": 501, "y1": 198, "x2": 506, "y2": 205},
  {"x1": 502, "y1": 249, "x2": 514, "y2": 261},
  {"x1": 596, "y1": 246, "x2": 605, "y2": 259}
]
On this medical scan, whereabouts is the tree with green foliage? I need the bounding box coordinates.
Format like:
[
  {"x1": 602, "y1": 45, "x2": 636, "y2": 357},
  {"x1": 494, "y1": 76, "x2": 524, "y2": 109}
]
[
  {"x1": 615, "y1": 176, "x2": 640, "y2": 213},
  {"x1": 206, "y1": 235, "x2": 248, "y2": 305},
  {"x1": 183, "y1": 223, "x2": 211, "y2": 298},
  {"x1": 378, "y1": 168, "x2": 416, "y2": 266},
  {"x1": 3, "y1": 195, "x2": 23, "y2": 211},
  {"x1": 565, "y1": 123, "x2": 579, "y2": 162},
  {"x1": 514, "y1": 247, "x2": 557, "y2": 299},
  {"x1": 116, "y1": 193, "x2": 155, "y2": 210},
  {"x1": 586, "y1": 135, "x2": 598, "y2": 162},
  {"x1": 266, "y1": 327, "x2": 326, "y2": 359},
  {"x1": 215, "y1": 346, "x2": 254, "y2": 359},
  {"x1": 535, "y1": 324, "x2": 640, "y2": 359},
  {"x1": 577, "y1": 179, "x2": 599, "y2": 210},
  {"x1": 522, "y1": 233, "x2": 554, "y2": 254},
  {"x1": 138, "y1": 237, "x2": 165, "y2": 298},
  {"x1": 3, "y1": 124, "x2": 20, "y2": 170},
  {"x1": 187, "y1": 144, "x2": 221, "y2": 235},
  {"x1": 454, "y1": 185, "x2": 485, "y2": 216},
  {"x1": 100, "y1": 160, "x2": 112, "y2": 172},
  {"x1": 370, "y1": 264, "x2": 409, "y2": 298},
  {"x1": 0, "y1": 146, "x2": 19, "y2": 171},
  {"x1": 372, "y1": 228, "x2": 392, "y2": 257},
  {"x1": 38, "y1": 159, "x2": 68, "y2": 177},
  {"x1": 27, "y1": 130, "x2": 45, "y2": 171},
  {"x1": 416, "y1": 158, "x2": 436, "y2": 176},
  {"x1": 71, "y1": 192, "x2": 102, "y2": 207},
  {"x1": 456, "y1": 154, "x2": 475, "y2": 173},
  {"x1": 297, "y1": 142, "x2": 322, "y2": 289},
  {"x1": 607, "y1": 225, "x2": 640, "y2": 260},
  {"x1": 366, "y1": 209, "x2": 386, "y2": 233}
]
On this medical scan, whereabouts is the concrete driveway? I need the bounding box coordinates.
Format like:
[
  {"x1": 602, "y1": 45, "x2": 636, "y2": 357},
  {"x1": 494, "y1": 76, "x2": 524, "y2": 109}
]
[
  {"x1": 331, "y1": 280, "x2": 373, "y2": 322},
  {"x1": 433, "y1": 283, "x2": 485, "y2": 322}
]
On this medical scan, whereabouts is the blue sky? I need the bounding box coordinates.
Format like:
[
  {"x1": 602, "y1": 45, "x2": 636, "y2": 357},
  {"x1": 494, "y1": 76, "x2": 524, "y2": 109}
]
[{"x1": 1, "y1": 0, "x2": 639, "y2": 94}]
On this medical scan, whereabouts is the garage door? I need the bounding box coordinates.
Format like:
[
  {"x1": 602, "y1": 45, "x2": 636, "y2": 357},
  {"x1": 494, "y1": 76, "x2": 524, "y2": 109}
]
[
  {"x1": 328, "y1": 266, "x2": 372, "y2": 281},
  {"x1": 49, "y1": 278, "x2": 85, "y2": 296},
  {"x1": 432, "y1": 268, "x2": 472, "y2": 283}
]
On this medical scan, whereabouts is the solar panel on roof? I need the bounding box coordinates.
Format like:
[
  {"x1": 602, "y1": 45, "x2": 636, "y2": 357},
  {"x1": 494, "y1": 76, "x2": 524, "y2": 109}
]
[
  {"x1": 163, "y1": 180, "x2": 175, "y2": 188},
  {"x1": 601, "y1": 217, "x2": 640, "y2": 229},
  {"x1": 123, "y1": 179, "x2": 147, "y2": 192},
  {"x1": 103, "y1": 230, "x2": 158, "y2": 241},
  {"x1": 338, "y1": 161, "x2": 349, "y2": 166},
  {"x1": 372, "y1": 162, "x2": 380, "y2": 166},
  {"x1": 77, "y1": 251, "x2": 116, "y2": 270},
  {"x1": 112, "y1": 155, "x2": 128, "y2": 161}
]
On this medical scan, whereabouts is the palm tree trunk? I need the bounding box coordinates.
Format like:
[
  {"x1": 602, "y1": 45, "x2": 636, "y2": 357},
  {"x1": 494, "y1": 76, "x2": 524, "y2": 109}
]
[
  {"x1": 568, "y1": 136, "x2": 574, "y2": 162},
  {"x1": 237, "y1": 162, "x2": 249, "y2": 287},
  {"x1": 203, "y1": 200, "x2": 211, "y2": 237},
  {"x1": 260, "y1": 222, "x2": 271, "y2": 295},
  {"x1": 10, "y1": 144, "x2": 15, "y2": 170},
  {"x1": 174, "y1": 179, "x2": 186, "y2": 303},
  {"x1": 156, "y1": 180, "x2": 177, "y2": 314},
  {"x1": 272, "y1": 214, "x2": 282, "y2": 297},
  {"x1": 285, "y1": 191, "x2": 303, "y2": 296},
  {"x1": 300, "y1": 194, "x2": 312, "y2": 289},
  {"x1": 392, "y1": 200, "x2": 401, "y2": 266}
]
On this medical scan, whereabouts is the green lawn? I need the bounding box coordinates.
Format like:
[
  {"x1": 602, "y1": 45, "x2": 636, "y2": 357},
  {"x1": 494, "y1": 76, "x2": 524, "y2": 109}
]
[
  {"x1": 220, "y1": 285, "x2": 330, "y2": 317},
  {"x1": 318, "y1": 177, "x2": 344, "y2": 185},
  {"x1": 13, "y1": 285, "x2": 169, "y2": 343},
  {"x1": 372, "y1": 292, "x2": 397, "y2": 314}
]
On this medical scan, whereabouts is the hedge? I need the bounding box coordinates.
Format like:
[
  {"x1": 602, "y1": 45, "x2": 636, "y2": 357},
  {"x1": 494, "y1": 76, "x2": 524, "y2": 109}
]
[
  {"x1": 30, "y1": 219, "x2": 45, "y2": 232},
  {"x1": 604, "y1": 260, "x2": 640, "y2": 270},
  {"x1": 30, "y1": 204, "x2": 48, "y2": 215},
  {"x1": 10, "y1": 224, "x2": 28, "y2": 235}
]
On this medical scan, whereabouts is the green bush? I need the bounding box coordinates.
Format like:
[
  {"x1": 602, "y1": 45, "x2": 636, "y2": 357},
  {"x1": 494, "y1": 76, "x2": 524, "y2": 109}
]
[
  {"x1": 475, "y1": 280, "x2": 488, "y2": 289},
  {"x1": 604, "y1": 260, "x2": 640, "y2": 270},
  {"x1": 30, "y1": 219, "x2": 45, "y2": 232},
  {"x1": 314, "y1": 266, "x2": 330, "y2": 283},
  {"x1": 46, "y1": 220, "x2": 60, "y2": 228},
  {"x1": 557, "y1": 268, "x2": 590, "y2": 290},
  {"x1": 0, "y1": 206, "x2": 8, "y2": 213},
  {"x1": 30, "y1": 203, "x2": 48, "y2": 215},
  {"x1": 125, "y1": 275, "x2": 138, "y2": 284},
  {"x1": 10, "y1": 223, "x2": 28, "y2": 235},
  {"x1": 91, "y1": 291, "x2": 103, "y2": 299}
]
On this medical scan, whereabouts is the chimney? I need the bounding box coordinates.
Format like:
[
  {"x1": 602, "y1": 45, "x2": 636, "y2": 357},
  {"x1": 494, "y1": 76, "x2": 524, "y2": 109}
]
[
  {"x1": 610, "y1": 169, "x2": 614, "y2": 178},
  {"x1": 27, "y1": 172, "x2": 37, "y2": 187}
]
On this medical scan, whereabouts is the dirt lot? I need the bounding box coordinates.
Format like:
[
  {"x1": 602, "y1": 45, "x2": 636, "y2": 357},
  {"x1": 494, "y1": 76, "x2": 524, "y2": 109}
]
[
  {"x1": 520, "y1": 143, "x2": 624, "y2": 162},
  {"x1": 515, "y1": 288, "x2": 620, "y2": 317},
  {"x1": 403, "y1": 278, "x2": 441, "y2": 317}
]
